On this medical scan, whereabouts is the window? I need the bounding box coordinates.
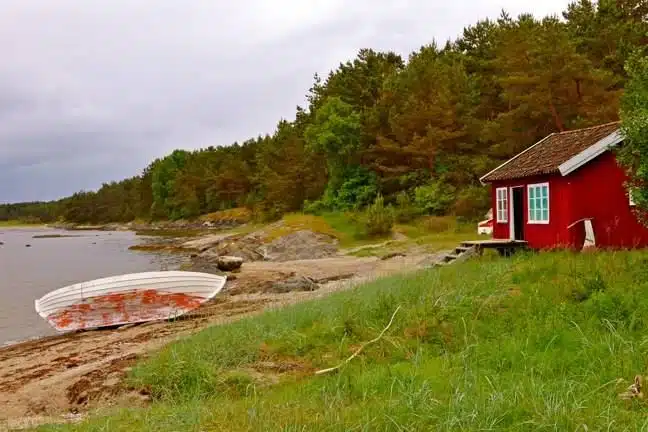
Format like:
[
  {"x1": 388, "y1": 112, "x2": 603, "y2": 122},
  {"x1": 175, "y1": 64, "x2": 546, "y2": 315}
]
[
  {"x1": 496, "y1": 187, "x2": 508, "y2": 223},
  {"x1": 527, "y1": 183, "x2": 549, "y2": 223},
  {"x1": 629, "y1": 187, "x2": 637, "y2": 206}
]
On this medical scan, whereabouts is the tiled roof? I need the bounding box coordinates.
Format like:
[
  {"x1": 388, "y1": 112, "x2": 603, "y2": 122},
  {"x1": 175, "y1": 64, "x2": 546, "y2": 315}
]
[{"x1": 480, "y1": 121, "x2": 621, "y2": 182}]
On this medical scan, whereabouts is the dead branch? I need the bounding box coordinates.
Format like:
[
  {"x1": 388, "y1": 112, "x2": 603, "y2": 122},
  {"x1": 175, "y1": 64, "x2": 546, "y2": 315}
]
[{"x1": 315, "y1": 305, "x2": 402, "y2": 375}]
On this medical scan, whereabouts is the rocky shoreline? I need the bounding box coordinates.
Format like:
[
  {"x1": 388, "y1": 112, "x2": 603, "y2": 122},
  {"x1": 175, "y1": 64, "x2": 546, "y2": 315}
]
[
  {"x1": 0, "y1": 221, "x2": 450, "y2": 430},
  {"x1": 47, "y1": 214, "x2": 248, "y2": 233}
]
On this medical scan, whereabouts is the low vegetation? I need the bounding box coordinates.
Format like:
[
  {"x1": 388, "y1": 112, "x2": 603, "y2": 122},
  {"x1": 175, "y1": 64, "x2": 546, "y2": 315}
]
[
  {"x1": 38, "y1": 250, "x2": 648, "y2": 431},
  {"x1": 199, "y1": 207, "x2": 253, "y2": 224},
  {"x1": 0, "y1": 220, "x2": 45, "y2": 228}
]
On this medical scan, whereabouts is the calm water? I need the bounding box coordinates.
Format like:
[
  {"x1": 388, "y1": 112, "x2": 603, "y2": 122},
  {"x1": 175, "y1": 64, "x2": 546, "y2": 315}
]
[{"x1": 0, "y1": 228, "x2": 183, "y2": 345}]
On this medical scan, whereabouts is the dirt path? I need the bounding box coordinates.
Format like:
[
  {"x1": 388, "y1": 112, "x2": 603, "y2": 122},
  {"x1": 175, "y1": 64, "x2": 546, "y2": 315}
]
[{"x1": 0, "y1": 253, "x2": 444, "y2": 430}]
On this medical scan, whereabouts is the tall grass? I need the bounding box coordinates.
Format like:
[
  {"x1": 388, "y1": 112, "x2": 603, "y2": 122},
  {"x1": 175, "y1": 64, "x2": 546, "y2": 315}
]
[{"x1": 40, "y1": 250, "x2": 648, "y2": 431}]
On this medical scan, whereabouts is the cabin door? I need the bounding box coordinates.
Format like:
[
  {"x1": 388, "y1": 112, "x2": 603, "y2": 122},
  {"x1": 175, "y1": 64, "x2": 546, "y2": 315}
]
[{"x1": 511, "y1": 187, "x2": 524, "y2": 240}]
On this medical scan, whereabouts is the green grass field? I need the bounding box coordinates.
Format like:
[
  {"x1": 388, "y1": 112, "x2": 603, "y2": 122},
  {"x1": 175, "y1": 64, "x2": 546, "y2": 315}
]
[{"x1": 38, "y1": 249, "x2": 648, "y2": 431}]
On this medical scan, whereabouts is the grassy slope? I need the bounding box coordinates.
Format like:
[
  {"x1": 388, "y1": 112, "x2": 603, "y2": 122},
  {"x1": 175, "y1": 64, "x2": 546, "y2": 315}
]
[
  {"x1": 133, "y1": 211, "x2": 480, "y2": 257},
  {"x1": 40, "y1": 250, "x2": 648, "y2": 431},
  {"x1": 265, "y1": 213, "x2": 478, "y2": 252}
]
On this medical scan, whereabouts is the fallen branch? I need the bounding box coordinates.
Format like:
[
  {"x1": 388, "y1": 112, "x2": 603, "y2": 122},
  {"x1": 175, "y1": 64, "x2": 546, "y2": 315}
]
[{"x1": 315, "y1": 305, "x2": 402, "y2": 375}]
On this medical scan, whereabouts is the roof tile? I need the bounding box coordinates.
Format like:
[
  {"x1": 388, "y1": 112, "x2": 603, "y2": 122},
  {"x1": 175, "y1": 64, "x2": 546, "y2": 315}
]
[{"x1": 481, "y1": 121, "x2": 621, "y2": 182}]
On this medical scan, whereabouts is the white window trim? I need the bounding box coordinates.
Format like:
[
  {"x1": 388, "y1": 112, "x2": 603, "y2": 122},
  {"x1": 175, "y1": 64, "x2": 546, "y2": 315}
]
[
  {"x1": 628, "y1": 187, "x2": 637, "y2": 206},
  {"x1": 496, "y1": 187, "x2": 508, "y2": 223},
  {"x1": 527, "y1": 182, "x2": 550, "y2": 225}
]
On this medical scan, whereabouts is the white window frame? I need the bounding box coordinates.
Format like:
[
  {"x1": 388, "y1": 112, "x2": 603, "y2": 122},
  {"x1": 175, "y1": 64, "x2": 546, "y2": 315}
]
[
  {"x1": 628, "y1": 187, "x2": 637, "y2": 206},
  {"x1": 527, "y1": 182, "x2": 550, "y2": 224},
  {"x1": 496, "y1": 187, "x2": 508, "y2": 223}
]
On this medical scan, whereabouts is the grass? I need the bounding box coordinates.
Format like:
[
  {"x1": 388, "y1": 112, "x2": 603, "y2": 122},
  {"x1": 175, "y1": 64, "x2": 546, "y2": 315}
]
[
  {"x1": 0, "y1": 220, "x2": 46, "y2": 228},
  {"x1": 262, "y1": 212, "x2": 380, "y2": 248},
  {"x1": 133, "y1": 213, "x2": 479, "y2": 253},
  {"x1": 199, "y1": 207, "x2": 253, "y2": 223},
  {"x1": 38, "y1": 249, "x2": 648, "y2": 431},
  {"x1": 349, "y1": 216, "x2": 483, "y2": 257}
]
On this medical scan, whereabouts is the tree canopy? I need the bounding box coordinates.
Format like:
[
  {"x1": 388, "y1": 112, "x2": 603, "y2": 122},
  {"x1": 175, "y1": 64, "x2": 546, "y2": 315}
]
[{"x1": 3, "y1": 1, "x2": 647, "y2": 224}]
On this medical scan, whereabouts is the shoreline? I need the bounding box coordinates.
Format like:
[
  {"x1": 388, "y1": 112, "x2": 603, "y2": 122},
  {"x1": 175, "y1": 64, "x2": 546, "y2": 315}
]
[
  {"x1": 0, "y1": 250, "x2": 447, "y2": 427},
  {"x1": 0, "y1": 216, "x2": 458, "y2": 427},
  {"x1": 0, "y1": 224, "x2": 48, "y2": 230}
]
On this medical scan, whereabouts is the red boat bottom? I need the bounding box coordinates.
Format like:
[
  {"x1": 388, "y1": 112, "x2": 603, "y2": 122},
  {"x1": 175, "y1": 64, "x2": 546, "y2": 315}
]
[{"x1": 46, "y1": 289, "x2": 205, "y2": 332}]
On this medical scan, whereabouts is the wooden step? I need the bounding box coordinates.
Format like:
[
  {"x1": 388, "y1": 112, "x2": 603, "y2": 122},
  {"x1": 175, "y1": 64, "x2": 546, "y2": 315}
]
[
  {"x1": 442, "y1": 254, "x2": 458, "y2": 263},
  {"x1": 455, "y1": 246, "x2": 471, "y2": 254}
]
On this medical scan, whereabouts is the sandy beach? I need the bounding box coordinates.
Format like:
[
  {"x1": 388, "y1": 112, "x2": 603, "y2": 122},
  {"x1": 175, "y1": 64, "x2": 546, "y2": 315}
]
[{"x1": 0, "y1": 249, "x2": 444, "y2": 430}]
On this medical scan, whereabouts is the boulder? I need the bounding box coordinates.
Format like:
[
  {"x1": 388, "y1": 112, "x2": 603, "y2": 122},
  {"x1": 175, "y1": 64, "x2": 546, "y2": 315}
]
[
  {"x1": 269, "y1": 276, "x2": 318, "y2": 293},
  {"x1": 216, "y1": 256, "x2": 244, "y2": 271},
  {"x1": 259, "y1": 230, "x2": 338, "y2": 262},
  {"x1": 181, "y1": 233, "x2": 235, "y2": 252},
  {"x1": 201, "y1": 236, "x2": 264, "y2": 262}
]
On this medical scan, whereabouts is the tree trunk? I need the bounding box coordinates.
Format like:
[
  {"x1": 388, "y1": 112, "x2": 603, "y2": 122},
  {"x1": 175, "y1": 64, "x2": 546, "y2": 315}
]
[{"x1": 548, "y1": 97, "x2": 565, "y2": 132}]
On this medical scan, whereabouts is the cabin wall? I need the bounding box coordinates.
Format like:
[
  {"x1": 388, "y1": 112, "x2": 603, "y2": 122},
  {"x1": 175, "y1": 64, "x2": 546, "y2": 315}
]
[
  {"x1": 566, "y1": 151, "x2": 648, "y2": 249},
  {"x1": 489, "y1": 175, "x2": 573, "y2": 249}
]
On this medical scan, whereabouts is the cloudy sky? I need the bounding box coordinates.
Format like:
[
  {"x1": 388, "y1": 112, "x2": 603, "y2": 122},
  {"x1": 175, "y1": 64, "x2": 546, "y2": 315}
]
[{"x1": 0, "y1": 0, "x2": 570, "y2": 203}]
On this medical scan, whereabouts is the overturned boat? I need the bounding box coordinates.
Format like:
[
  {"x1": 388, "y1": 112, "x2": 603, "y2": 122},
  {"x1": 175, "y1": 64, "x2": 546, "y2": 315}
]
[{"x1": 34, "y1": 271, "x2": 227, "y2": 332}]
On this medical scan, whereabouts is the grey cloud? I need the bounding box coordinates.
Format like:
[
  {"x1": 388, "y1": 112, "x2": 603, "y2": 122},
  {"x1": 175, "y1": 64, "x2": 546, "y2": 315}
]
[{"x1": 0, "y1": 0, "x2": 569, "y2": 203}]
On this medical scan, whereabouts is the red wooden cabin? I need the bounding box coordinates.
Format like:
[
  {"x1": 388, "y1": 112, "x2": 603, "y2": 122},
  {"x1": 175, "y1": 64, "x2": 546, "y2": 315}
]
[{"x1": 480, "y1": 121, "x2": 648, "y2": 250}]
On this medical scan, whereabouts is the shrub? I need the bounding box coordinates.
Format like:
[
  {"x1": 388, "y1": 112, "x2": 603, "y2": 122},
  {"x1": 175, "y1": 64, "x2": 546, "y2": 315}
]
[
  {"x1": 394, "y1": 191, "x2": 422, "y2": 223},
  {"x1": 302, "y1": 199, "x2": 330, "y2": 215},
  {"x1": 413, "y1": 181, "x2": 456, "y2": 216},
  {"x1": 418, "y1": 216, "x2": 455, "y2": 233},
  {"x1": 364, "y1": 194, "x2": 395, "y2": 237},
  {"x1": 303, "y1": 167, "x2": 378, "y2": 213},
  {"x1": 452, "y1": 186, "x2": 491, "y2": 220},
  {"x1": 335, "y1": 167, "x2": 379, "y2": 210}
]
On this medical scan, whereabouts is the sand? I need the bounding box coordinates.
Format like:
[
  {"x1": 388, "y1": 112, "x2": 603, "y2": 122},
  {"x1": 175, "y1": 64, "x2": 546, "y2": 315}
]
[{"x1": 0, "y1": 252, "x2": 445, "y2": 430}]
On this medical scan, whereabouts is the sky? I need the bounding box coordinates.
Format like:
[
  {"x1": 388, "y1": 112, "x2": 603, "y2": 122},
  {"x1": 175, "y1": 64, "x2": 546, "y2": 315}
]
[{"x1": 0, "y1": 0, "x2": 571, "y2": 203}]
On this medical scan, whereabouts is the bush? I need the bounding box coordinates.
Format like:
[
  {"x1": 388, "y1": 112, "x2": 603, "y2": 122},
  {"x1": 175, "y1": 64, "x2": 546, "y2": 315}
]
[
  {"x1": 303, "y1": 167, "x2": 379, "y2": 213},
  {"x1": 335, "y1": 167, "x2": 379, "y2": 210},
  {"x1": 364, "y1": 194, "x2": 395, "y2": 237},
  {"x1": 394, "y1": 191, "x2": 422, "y2": 223},
  {"x1": 418, "y1": 216, "x2": 455, "y2": 233},
  {"x1": 452, "y1": 186, "x2": 491, "y2": 220},
  {"x1": 413, "y1": 181, "x2": 456, "y2": 216},
  {"x1": 302, "y1": 199, "x2": 330, "y2": 215}
]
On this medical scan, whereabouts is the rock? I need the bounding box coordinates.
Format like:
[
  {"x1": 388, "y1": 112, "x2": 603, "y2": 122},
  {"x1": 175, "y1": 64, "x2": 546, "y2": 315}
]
[
  {"x1": 181, "y1": 233, "x2": 235, "y2": 252},
  {"x1": 196, "y1": 228, "x2": 339, "y2": 263},
  {"x1": 201, "y1": 237, "x2": 264, "y2": 262},
  {"x1": 416, "y1": 252, "x2": 447, "y2": 268},
  {"x1": 380, "y1": 252, "x2": 406, "y2": 260},
  {"x1": 179, "y1": 258, "x2": 227, "y2": 275},
  {"x1": 216, "y1": 256, "x2": 244, "y2": 271},
  {"x1": 259, "y1": 230, "x2": 338, "y2": 262},
  {"x1": 269, "y1": 276, "x2": 318, "y2": 293}
]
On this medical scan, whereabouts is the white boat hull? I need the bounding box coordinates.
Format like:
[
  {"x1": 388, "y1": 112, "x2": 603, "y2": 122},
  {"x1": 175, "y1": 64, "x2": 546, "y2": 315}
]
[{"x1": 34, "y1": 271, "x2": 227, "y2": 332}]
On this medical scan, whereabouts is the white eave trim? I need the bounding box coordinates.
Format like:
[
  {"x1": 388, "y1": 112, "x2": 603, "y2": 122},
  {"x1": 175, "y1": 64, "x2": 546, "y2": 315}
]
[
  {"x1": 479, "y1": 133, "x2": 556, "y2": 185},
  {"x1": 558, "y1": 129, "x2": 624, "y2": 176}
]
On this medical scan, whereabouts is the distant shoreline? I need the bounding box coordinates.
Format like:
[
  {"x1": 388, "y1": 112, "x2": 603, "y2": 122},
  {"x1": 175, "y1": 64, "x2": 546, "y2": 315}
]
[{"x1": 0, "y1": 221, "x2": 47, "y2": 229}]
